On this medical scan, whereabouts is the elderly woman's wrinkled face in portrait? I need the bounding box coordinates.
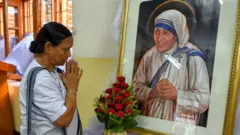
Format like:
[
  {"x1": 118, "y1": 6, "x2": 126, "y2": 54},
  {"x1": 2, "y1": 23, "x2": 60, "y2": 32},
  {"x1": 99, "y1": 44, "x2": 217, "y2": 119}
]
[
  {"x1": 48, "y1": 36, "x2": 73, "y2": 66},
  {"x1": 154, "y1": 28, "x2": 177, "y2": 53}
]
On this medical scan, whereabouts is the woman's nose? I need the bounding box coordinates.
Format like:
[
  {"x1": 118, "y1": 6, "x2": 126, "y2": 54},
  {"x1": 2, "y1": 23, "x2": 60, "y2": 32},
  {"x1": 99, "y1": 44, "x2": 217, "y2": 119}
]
[
  {"x1": 67, "y1": 50, "x2": 71, "y2": 57},
  {"x1": 157, "y1": 30, "x2": 163, "y2": 41}
]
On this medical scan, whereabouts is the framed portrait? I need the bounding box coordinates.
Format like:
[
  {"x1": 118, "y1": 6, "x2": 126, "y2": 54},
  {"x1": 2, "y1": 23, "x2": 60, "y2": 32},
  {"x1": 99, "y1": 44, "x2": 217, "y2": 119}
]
[{"x1": 116, "y1": 0, "x2": 240, "y2": 134}]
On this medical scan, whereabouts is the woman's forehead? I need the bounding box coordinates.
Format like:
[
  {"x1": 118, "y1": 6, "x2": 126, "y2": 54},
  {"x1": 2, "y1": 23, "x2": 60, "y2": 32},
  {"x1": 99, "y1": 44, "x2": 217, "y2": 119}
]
[
  {"x1": 154, "y1": 28, "x2": 176, "y2": 38},
  {"x1": 58, "y1": 37, "x2": 73, "y2": 47},
  {"x1": 155, "y1": 28, "x2": 170, "y2": 32}
]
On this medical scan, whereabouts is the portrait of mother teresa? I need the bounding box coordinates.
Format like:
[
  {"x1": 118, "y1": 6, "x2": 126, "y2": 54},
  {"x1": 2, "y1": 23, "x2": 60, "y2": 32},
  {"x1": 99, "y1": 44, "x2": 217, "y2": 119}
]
[{"x1": 133, "y1": 8, "x2": 210, "y2": 125}]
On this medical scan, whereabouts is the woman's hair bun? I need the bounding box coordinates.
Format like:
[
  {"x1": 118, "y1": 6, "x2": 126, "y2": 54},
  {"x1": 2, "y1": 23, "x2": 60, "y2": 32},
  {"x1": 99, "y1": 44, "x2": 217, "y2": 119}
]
[{"x1": 29, "y1": 40, "x2": 38, "y2": 53}]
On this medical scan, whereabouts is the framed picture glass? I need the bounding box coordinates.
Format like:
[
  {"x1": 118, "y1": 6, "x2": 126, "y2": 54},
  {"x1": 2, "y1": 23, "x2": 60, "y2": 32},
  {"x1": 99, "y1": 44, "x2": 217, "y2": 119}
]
[{"x1": 117, "y1": 0, "x2": 240, "y2": 134}]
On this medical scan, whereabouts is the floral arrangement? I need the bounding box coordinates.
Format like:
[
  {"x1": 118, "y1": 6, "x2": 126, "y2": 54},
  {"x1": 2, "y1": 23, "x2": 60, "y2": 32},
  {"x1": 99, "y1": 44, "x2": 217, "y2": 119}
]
[{"x1": 94, "y1": 76, "x2": 140, "y2": 133}]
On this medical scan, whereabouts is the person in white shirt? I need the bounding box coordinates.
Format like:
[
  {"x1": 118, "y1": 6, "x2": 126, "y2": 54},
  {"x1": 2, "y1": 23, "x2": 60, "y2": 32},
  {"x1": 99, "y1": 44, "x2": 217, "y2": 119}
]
[{"x1": 20, "y1": 22, "x2": 82, "y2": 135}]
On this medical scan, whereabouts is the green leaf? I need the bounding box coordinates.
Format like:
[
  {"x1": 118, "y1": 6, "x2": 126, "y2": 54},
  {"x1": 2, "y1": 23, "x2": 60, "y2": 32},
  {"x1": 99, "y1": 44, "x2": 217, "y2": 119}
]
[
  {"x1": 126, "y1": 109, "x2": 141, "y2": 120},
  {"x1": 96, "y1": 112, "x2": 106, "y2": 123},
  {"x1": 109, "y1": 116, "x2": 122, "y2": 125},
  {"x1": 108, "y1": 125, "x2": 125, "y2": 133},
  {"x1": 127, "y1": 83, "x2": 134, "y2": 94},
  {"x1": 123, "y1": 119, "x2": 138, "y2": 129},
  {"x1": 109, "y1": 128, "x2": 118, "y2": 132},
  {"x1": 132, "y1": 109, "x2": 141, "y2": 117},
  {"x1": 117, "y1": 125, "x2": 125, "y2": 132},
  {"x1": 106, "y1": 116, "x2": 122, "y2": 129},
  {"x1": 133, "y1": 104, "x2": 139, "y2": 109},
  {"x1": 98, "y1": 103, "x2": 107, "y2": 112}
]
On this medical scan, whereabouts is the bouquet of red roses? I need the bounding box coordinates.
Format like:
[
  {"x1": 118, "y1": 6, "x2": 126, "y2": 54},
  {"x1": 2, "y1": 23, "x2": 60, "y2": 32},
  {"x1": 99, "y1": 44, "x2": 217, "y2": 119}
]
[{"x1": 94, "y1": 76, "x2": 140, "y2": 133}]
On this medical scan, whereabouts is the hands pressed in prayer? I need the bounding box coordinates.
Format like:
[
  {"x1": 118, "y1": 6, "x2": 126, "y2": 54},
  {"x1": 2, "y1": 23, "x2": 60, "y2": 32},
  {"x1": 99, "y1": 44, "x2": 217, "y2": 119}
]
[
  {"x1": 61, "y1": 60, "x2": 83, "y2": 94},
  {"x1": 155, "y1": 79, "x2": 177, "y2": 101}
]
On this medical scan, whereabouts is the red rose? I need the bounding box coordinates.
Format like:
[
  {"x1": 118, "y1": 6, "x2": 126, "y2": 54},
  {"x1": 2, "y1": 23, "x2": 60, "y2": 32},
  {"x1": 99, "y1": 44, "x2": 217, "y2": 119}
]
[
  {"x1": 115, "y1": 103, "x2": 123, "y2": 110},
  {"x1": 115, "y1": 96, "x2": 123, "y2": 101},
  {"x1": 105, "y1": 88, "x2": 112, "y2": 94},
  {"x1": 113, "y1": 83, "x2": 121, "y2": 88},
  {"x1": 99, "y1": 96, "x2": 105, "y2": 103},
  {"x1": 117, "y1": 76, "x2": 125, "y2": 83},
  {"x1": 121, "y1": 83, "x2": 129, "y2": 89},
  {"x1": 124, "y1": 100, "x2": 132, "y2": 106},
  {"x1": 107, "y1": 101, "x2": 114, "y2": 107},
  {"x1": 122, "y1": 92, "x2": 130, "y2": 98},
  {"x1": 114, "y1": 88, "x2": 121, "y2": 93},
  {"x1": 116, "y1": 111, "x2": 125, "y2": 118},
  {"x1": 125, "y1": 109, "x2": 134, "y2": 116},
  {"x1": 97, "y1": 108, "x2": 103, "y2": 113},
  {"x1": 107, "y1": 94, "x2": 112, "y2": 99},
  {"x1": 107, "y1": 108, "x2": 116, "y2": 115}
]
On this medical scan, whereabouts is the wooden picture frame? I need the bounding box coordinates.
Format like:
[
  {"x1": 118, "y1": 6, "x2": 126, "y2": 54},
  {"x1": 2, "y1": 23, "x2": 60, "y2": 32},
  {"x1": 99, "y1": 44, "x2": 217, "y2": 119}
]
[{"x1": 117, "y1": 0, "x2": 240, "y2": 134}]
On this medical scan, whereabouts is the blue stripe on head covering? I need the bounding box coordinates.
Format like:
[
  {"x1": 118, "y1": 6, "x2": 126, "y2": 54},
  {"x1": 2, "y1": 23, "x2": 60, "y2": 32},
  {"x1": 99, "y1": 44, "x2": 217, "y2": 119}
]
[
  {"x1": 155, "y1": 19, "x2": 177, "y2": 37},
  {"x1": 156, "y1": 19, "x2": 174, "y2": 28}
]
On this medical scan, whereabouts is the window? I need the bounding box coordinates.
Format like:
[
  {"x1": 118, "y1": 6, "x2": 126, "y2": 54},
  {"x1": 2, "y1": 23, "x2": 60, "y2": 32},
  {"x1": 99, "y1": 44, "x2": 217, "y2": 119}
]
[
  {"x1": 34, "y1": 0, "x2": 73, "y2": 33},
  {"x1": 0, "y1": 8, "x2": 3, "y2": 37},
  {"x1": 54, "y1": 0, "x2": 72, "y2": 30},
  {"x1": 41, "y1": 0, "x2": 52, "y2": 26},
  {"x1": 8, "y1": 6, "x2": 19, "y2": 50},
  {"x1": 23, "y1": 0, "x2": 33, "y2": 36},
  {"x1": 0, "y1": 0, "x2": 22, "y2": 56},
  {"x1": 0, "y1": 0, "x2": 73, "y2": 57},
  {"x1": 8, "y1": 7, "x2": 18, "y2": 38},
  {"x1": 63, "y1": 0, "x2": 72, "y2": 30}
]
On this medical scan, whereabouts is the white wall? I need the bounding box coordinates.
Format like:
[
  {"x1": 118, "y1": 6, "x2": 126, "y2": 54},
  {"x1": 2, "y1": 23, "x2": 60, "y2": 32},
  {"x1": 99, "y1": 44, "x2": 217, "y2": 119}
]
[
  {"x1": 72, "y1": 0, "x2": 120, "y2": 58},
  {"x1": 72, "y1": 0, "x2": 121, "y2": 127}
]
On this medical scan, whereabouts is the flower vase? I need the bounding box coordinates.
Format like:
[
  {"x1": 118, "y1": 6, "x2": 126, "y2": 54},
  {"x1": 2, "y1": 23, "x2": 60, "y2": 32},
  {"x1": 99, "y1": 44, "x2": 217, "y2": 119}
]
[{"x1": 103, "y1": 129, "x2": 127, "y2": 135}]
